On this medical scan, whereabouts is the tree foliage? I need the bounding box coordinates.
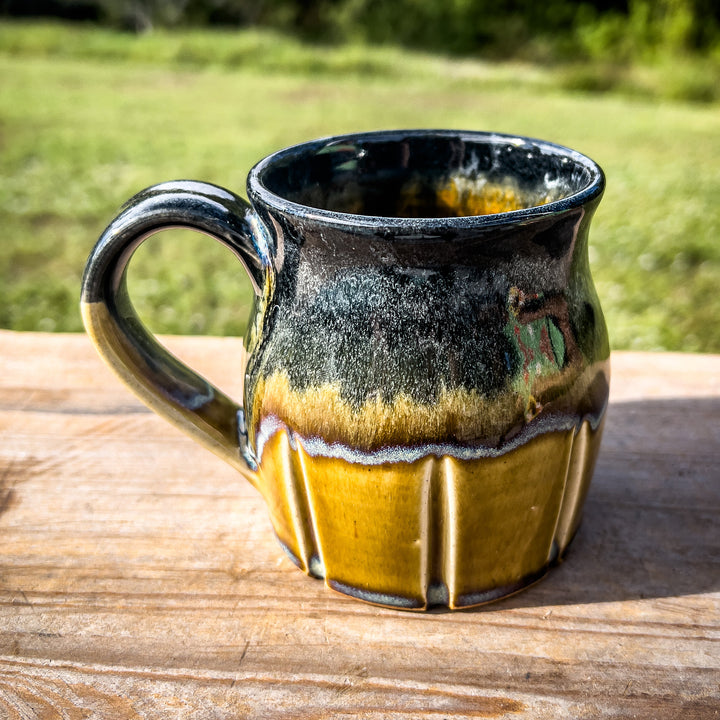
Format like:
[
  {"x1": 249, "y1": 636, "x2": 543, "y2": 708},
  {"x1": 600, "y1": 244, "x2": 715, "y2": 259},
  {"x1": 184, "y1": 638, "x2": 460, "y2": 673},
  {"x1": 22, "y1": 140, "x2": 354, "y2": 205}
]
[{"x1": 2, "y1": 0, "x2": 718, "y2": 58}]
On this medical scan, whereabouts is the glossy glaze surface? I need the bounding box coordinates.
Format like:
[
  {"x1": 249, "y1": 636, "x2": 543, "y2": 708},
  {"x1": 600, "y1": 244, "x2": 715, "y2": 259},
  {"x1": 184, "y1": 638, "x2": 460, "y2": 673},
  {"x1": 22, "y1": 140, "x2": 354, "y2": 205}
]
[{"x1": 82, "y1": 130, "x2": 609, "y2": 610}]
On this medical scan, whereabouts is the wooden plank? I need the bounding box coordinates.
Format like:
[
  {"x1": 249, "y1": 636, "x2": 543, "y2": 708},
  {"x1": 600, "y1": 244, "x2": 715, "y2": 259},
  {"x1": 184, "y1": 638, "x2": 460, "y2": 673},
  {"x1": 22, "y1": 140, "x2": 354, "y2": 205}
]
[{"x1": 0, "y1": 331, "x2": 718, "y2": 718}]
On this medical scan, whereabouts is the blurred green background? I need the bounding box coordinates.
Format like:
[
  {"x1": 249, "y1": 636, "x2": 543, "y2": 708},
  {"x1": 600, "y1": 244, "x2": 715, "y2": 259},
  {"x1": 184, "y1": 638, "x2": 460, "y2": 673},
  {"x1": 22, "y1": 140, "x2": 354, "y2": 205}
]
[{"x1": 1, "y1": 1, "x2": 719, "y2": 351}]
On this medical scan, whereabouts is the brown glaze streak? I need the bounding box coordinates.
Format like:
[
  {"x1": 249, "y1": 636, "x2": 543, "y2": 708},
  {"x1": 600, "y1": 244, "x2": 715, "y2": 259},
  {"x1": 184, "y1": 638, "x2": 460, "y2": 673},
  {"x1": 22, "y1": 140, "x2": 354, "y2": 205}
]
[{"x1": 251, "y1": 360, "x2": 607, "y2": 454}]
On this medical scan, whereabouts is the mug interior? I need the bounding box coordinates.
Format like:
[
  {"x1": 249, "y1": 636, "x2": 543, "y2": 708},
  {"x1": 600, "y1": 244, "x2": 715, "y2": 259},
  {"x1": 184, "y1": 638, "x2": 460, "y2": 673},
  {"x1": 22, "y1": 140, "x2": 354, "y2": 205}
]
[{"x1": 254, "y1": 132, "x2": 601, "y2": 219}]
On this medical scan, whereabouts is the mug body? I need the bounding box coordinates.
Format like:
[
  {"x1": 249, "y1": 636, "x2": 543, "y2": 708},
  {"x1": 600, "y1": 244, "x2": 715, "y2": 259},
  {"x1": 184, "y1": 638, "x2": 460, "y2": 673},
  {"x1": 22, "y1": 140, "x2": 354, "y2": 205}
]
[{"x1": 241, "y1": 130, "x2": 609, "y2": 609}]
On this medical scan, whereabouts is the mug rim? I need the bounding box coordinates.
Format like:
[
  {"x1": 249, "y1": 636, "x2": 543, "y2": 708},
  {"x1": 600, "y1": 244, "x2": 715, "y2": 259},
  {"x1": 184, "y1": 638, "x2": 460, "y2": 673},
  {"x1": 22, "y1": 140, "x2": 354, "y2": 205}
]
[{"x1": 247, "y1": 129, "x2": 605, "y2": 232}]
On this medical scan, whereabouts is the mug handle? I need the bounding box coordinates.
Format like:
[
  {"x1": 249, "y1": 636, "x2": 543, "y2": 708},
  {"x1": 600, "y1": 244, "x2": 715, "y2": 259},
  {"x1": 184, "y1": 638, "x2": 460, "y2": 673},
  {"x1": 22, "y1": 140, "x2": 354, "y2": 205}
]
[{"x1": 80, "y1": 181, "x2": 272, "y2": 482}]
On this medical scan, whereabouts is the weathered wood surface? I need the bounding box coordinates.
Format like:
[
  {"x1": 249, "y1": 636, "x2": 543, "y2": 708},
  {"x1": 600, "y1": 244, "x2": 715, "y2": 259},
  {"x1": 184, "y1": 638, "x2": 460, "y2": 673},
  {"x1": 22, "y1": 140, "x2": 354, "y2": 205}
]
[{"x1": 0, "y1": 329, "x2": 718, "y2": 719}]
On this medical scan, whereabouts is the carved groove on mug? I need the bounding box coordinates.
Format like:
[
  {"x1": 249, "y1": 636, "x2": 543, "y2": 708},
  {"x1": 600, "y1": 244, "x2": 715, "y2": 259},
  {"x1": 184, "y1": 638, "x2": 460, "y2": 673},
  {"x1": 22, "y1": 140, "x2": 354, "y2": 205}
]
[
  {"x1": 279, "y1": 429, "x2": 321, "y2": 576},
  {"x1": 554, "y1": 416, "x2": 605, "y2": 554}
]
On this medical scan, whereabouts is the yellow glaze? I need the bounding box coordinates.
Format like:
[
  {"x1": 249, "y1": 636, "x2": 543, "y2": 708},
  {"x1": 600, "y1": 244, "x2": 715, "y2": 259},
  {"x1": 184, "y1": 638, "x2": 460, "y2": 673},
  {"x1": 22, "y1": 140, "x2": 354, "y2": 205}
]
[
  {"x1": 258, "y1": 421, "x2": 603, "y2": 610},
  {"x1": 436, "y1": 178, "x2": 528, "y2": 216}
]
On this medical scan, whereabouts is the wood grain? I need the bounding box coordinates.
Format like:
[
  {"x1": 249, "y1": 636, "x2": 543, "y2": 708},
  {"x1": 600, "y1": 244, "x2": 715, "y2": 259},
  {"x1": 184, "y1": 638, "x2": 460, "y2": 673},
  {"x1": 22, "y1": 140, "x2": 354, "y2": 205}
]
[{"x1": 1, "y1": 330, "x2": 718, "y2": 718}]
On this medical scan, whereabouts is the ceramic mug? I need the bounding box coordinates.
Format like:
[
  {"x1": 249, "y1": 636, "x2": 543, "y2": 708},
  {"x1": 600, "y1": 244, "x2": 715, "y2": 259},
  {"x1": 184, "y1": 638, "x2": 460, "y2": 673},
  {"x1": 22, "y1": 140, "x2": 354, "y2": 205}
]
[{"x1": 81, "y1": 129, "x2": 610, "y2": 610}]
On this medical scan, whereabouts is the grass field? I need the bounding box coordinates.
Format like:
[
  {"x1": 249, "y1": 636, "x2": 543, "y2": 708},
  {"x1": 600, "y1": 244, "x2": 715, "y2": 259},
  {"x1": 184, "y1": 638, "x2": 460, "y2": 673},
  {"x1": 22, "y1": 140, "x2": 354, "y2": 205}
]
[{"x1": 1, "y1": 21, "x2": 719, "y2": 352}]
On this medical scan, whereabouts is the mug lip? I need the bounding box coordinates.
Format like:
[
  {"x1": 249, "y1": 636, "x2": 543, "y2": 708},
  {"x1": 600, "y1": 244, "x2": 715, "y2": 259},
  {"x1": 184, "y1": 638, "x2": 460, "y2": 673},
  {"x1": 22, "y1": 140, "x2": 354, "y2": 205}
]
[{"x1": 247, "y1": 128, "x2": 605, "y2": 232}]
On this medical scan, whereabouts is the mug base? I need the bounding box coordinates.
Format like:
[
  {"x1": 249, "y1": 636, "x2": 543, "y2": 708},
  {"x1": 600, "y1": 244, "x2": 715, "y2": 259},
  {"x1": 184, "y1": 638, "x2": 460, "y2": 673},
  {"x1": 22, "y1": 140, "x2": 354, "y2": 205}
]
[
  {"x1": 260, "y1": 416, "x2": 603, "y2": 612},
  {"x1": 276, "y1": 534, "x2": 570, "y2": 612}
]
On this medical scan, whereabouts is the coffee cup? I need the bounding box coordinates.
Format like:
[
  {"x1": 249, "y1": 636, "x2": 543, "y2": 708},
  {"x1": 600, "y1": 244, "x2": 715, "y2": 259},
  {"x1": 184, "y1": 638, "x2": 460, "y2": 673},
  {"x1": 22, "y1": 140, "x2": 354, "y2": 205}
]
[{"x1": 81, "y1": 129, "x2": 609, "y2": 610}]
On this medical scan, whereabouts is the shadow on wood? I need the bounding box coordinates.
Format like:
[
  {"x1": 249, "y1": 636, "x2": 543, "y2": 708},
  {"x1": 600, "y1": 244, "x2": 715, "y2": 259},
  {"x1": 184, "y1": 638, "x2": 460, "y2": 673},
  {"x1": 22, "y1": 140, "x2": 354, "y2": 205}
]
[{"x1": 497, "y1": 396, "x2": 720, "y2": 610}]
